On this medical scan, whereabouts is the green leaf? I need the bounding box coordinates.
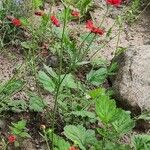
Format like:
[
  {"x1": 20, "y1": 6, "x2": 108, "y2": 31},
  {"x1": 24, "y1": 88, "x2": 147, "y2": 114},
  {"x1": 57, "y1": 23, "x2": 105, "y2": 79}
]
[
  {"x1": 89, "y1": 88, "x2": 106, "y2": 99},
  {"x1": 64, "y1": 125, "x2": 97, "y2": 150},
  {"x1": 70, "y1": 110, "x2": 96, "y2": 119},
  {"x1": 20, "y1": 132, "x2": 31, "y2": 138},
  {"x1": 108, "y1": 62, "x2": 118, "y2": 75},
  {"x1": 32, "y1": 0, "x2": 42, "y2": 9},
  {"x1": 44, "y1": 64, "x2": 58, "y2": 79},
  {"x1": 38, "y1": 71, "x2": 55, "y2": 92},
  {"x1": 20, "y1": 17, "x2": 29, "y2": 26},
  {"x1": 29, "y1": 94, "x2": 47, "y2": 112},
  {"x1": 132, "y1": 134, "x2": 150, "y2": 150},
  {"x1": 0, "y1": 79, "x2": 24, "y2": 96},
  {"x1": 47, "y1": 130, "x2": 70, "y2": 150},
  {"x1": 61, "y1": 74, "x2": 78, "y2": 89},
  {"x1": 97, "y1": 128, "x2": 118, "y2": 141},
  {"x1": 95, "y1": 93, "x2": 119, "y2": 124},
  {"x1": 21, "y1": 41, "x2": 37, "y2": 49},
  {"x1": 10, "y1": 120, "x2": 31, "y2": 138},
  {"x1": 112, "y1": 109, "x2": 135, "y2": 136},
  {"x1": 87, "y1": 68, "x2": 108, "y2": 86},
  {"x1": 138, "y1": 111, "x2": 150, "y2": 121},
  {"x1": 8, "y1": 100, "x2": 27, "y2": 112},
  {"x1": 11, "y1": 120, "x2": 26, "y2": 130}
]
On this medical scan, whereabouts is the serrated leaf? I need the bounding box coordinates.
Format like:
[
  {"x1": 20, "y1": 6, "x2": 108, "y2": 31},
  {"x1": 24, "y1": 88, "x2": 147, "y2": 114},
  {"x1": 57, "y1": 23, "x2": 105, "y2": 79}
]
[
  {"x1": 89, "y1": 88, "x2": 106, "y2": 99},
  {"x1": 112, "y1": 109, "x2": 135, "y2": 136},
  {"x1": 47, "y1": 131, "x2": 70, "y2": 150},
  {"x1": 70, "y1": 110, "x2": 96, "y2": 119},
  {"x1": 10, "y1": 120, "x2": 30, "y2": 138},
  {"x1": 61, "y1": 74, "x2": 78, "y2": 89},
  {"x1": 132, "y1": 134, "x2": 150, "y2": 150},
  {"x1": 1, "y1": 79, "x2": 24, "y2": 96},
  {"x1": 95, "y1": 94, "x2": 119, "y2": 124},
  {"x1": 8, "y1": 100, "x2": 27, "y2": 112},
  {"x1": 38, "y1": 71, "x2": 55, "y2": 92},
  {"x1": 87, "y1": 68, "x2": 108, "y2": 86},
  {"x1": 29, "y1": 94, "x2": 47, "y2": 112},
  {"x1": 11, "y1": 120, "x2": 26, "y2": 130},
  {"x1": 64, "y1": 125, "x2": 97, "y2": 150}
]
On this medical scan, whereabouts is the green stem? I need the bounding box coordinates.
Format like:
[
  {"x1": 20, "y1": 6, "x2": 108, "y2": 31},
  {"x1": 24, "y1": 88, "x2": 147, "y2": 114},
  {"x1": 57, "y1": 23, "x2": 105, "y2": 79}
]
[
  {"x1": 114, "y1": 25, "x2": 121, "y2": 55},
  {"x1": 43, "y1": 129, "x2": 51, "y2": 150},
  {"x1": 78, "y1": 6, "x2": 109, "y2": 62},
  {"x1": 89, "y1": 29, "x2": 123, "y2": 59},
  {"x1": 51, "y1": 6, "x2": 67, "y2": 150}
]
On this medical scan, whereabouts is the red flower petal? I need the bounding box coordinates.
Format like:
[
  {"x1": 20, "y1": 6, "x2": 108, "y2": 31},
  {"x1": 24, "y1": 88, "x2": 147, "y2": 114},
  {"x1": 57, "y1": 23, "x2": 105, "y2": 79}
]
[
  {"x1": 11, "y1": 18, "x2": 21, "y2": 27},
  {"x1": 106, "y1": 0, "x2": 122, "y2": 6},
  {"x1": 50, "y1": 16, "x2": 60, "y2": 27},
  {"x1": 8, "y1": 135, "x2": 16, "y2": 143},
  {"x1": 91, "y1": 27, "x2": 104, "y2": 35},
  {"x1": 86, "y1": 20, "x2": 104, "y2": 36},
  {"x1": 86, "y1": 20, "x2": 95, "y2": 30}
]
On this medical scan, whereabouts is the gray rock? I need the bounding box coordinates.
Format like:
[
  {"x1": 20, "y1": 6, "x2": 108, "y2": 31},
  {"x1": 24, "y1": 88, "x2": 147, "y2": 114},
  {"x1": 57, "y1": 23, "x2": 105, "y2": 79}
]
[{"x1": 112, "y1": 45, "x2": 150, "y2": 113}]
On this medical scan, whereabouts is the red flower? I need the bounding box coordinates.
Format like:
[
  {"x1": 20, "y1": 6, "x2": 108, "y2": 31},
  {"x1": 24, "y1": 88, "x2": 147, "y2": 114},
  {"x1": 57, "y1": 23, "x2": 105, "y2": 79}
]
[
  {"x1": 8, "y1": 135, "x2": 16, "y2": 143},
  {"x1": 71, "y1": 10, "x2": 80, "y2": 17},
  {"x1": 86, "y1": 20, "x2": 94, "y2": 30},
  {"x1": 11, "y1": 18, "x2": 21, "y2": 27},
  {"x1": 35, "y1": 11, "x2": 45, "y2": 16},
  {"x1": 69, "y1": 146, "x2": 79, "y2": 150},
  {"x1": 92, "y1": 27, "x2": 104, "y2": 35},
  {"x1": 106, "y1": 0, "x2": 122, "y2": 6},
  {"x1": 50, "y1": 16, "x2": 60, "y2": 27},
  {"x1": 86, "y1": 20, "x2": 104, "y2": 36}
]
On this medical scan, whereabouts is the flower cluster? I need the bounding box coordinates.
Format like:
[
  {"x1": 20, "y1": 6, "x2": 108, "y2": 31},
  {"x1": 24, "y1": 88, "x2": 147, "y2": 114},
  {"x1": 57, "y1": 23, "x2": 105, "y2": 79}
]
[{"x1": 86, "y1": 20, "x2": 104, "y2": 36}]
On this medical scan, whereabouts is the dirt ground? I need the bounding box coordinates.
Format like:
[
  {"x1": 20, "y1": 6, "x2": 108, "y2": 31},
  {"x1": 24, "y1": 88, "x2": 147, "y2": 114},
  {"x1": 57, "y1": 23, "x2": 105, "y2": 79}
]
[{"x1": 1, "y1": 1, "x2": 150, "y2": 81}]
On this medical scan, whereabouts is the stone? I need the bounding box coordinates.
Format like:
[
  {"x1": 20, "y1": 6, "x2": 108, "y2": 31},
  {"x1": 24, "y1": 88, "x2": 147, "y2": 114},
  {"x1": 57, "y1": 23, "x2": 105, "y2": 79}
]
[{"x1": 112, "y1": 45, "x2": 150, "y2": 113}]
